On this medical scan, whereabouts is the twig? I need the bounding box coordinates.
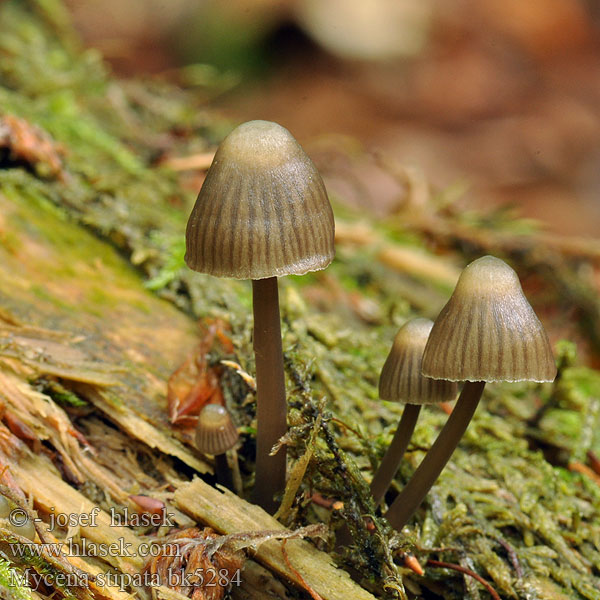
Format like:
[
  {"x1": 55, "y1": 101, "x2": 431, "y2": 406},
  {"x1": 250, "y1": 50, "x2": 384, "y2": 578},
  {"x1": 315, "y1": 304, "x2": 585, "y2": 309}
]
[
  {"x1": 174, "y1": 480, "x2": 378, "y2": 600},
  {"x1": 426, "y1": 559, "x2": 501, "y2": 600},
  {"x1": 569, "y1": 461, "x2": 600, "y2": 486},
  {"x1": 402, "y1": 553, "x2": 424, "y2": 576},
  {"x1": 161, "y1": 152, "x2": 215, "y2": 171},
  {"x1": 587, "y1": 450, "x2": 600, "y2": 476},
  {"x1": 330, "y1": 417, "x2": 364, "y2": 440},
  {"x1": 439, "y1": 402, "x2": 453, "y2": 416},
  {"x1": 311, "y1": 492, "x2": 343, "y2": 511},
  {"x1": 493, "y1": 537, "x2": 523, "y2": 579},
  {"x1": 402, "y1": 211, "x2": 600, "y2": 262},
  {"x1": 282, "y1": 539, "x2": 324, "y2": 600}
]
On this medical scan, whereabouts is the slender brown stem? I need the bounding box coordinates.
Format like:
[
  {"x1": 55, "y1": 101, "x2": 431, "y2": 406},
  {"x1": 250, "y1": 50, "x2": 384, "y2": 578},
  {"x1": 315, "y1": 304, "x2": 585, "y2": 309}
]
[
  {"x1": 336, "y1": 404, "x2": 421, "y2": 548},
  {"x1": 385, "y1": 381, "x2": 485, "y2": 530},
  {"x1": 251, "y1": 277, "x2": 287, "y2": 513},
  {"x1": 370, "y1": 404, "x2": 421, "y2": 506},
  {"x1": 215, "y1": 453, "x2": 233, "y2": 491},
  {"x1": 425, "y1": 560, "x2": 501, "y2": 600}
]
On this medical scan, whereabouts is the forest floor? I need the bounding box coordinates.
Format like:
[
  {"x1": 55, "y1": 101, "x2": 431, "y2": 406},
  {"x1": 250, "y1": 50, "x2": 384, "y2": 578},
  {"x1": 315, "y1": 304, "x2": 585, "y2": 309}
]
[{"x1": 0, "y1": 2, "x2": 600, "y2": 599}]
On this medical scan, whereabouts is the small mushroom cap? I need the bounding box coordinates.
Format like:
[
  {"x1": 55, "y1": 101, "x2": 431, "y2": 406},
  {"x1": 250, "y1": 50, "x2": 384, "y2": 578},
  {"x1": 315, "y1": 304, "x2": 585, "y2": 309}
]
[
  {"x1": 185, "y1": 120, "x2": 335, "y2": 280},
  {"x1": 422, "y1": 255, "x2": 557, "y2": 383},
  {"x1": 9, "y1": 517, "x2": 36, "y2": 541},
  {"x1": 0, "y1": 495, "x2": 11, "y2": 518},
  {"x1": 379, "y1": 318, "x2": 458, "y2": 404},
  {"x1": 196, "y1": 404, "x2": 239, "y2": 455}
]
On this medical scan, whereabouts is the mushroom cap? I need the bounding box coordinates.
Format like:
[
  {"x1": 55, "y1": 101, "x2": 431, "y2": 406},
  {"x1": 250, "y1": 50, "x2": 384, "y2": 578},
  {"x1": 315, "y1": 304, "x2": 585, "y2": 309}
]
[
  {"x1": 0, "y1": 495, "x2": 10, "y2": 518},
  {"x1": 185, "y1": 120, "x2": 335, "y2": 280},
  {"x1": 379, "y1": 318, "x2": 458, "y2": 404},
  {"x1": 422, "y1": 255, "x2": 557, "y2": 383},
  {"x1": 195, "y1": 404, "x2": 239, "y2": 455}
]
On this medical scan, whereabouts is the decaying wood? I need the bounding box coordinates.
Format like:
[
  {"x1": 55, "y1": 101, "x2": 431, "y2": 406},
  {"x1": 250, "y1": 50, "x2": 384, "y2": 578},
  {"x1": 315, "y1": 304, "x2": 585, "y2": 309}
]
[
  {"x1": 174, "y1": 479, "x2": 377, "y2": 600},
  {"x1": 230, "y1": 560, "x2": 293, "y2": 600},
  {"x1": 336, "y1": 220, "x2": 461, "y2": 287},
  {"x1": 1, "y1": 447, "x2": 144, "y2": 574},
  {"x1": 0, "y1": 431, "x2": 296, "y2": 600},
  {"x1": 0, "y1": 187, "x2": 380, "y2": 599},
  {"x1": 0, "y1": 369, "x2": 130, "y2": 503},
  {"x1": 74, "y1": 383, "x2": 209, "y2": 475},
  {"x1": 0, "y1": 191, "x2": 210, "y2": 475}
]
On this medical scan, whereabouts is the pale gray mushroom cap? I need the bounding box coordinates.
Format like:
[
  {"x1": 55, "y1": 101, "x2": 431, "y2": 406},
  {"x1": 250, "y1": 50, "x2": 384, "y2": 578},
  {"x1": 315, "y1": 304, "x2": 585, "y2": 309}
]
[
  {"x1": 185, "y1": 120, "x2": 335, "y2": 280},
  {"x1": 379, "y1": 318, "x2": 458, "y2": 404},
  {"x1": 195, "y1": 404, "x2": 239, "y2": 455},
  {"x1": 422, "y1": 255, "x2": 557, "y2": 383}
]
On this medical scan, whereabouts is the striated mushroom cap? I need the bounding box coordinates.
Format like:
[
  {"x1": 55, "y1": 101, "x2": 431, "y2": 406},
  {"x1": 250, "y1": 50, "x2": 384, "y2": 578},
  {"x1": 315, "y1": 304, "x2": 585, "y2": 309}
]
[
  {"x1": 379, "y1": 318, "x2": 458, "y2": 404},
  {"x1": 185, "y1": 120, "x2": 335, "y2": 280},
  {"x1": 195, "y1": 404, "x2": 239, "y2": 455},
  {"x1": 422, "y1": 255, "x2": 557, "y2": 383}
]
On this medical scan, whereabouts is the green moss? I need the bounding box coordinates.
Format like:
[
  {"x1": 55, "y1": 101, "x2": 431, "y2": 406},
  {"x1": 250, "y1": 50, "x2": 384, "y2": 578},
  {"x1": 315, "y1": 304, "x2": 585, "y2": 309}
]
[
  {"x1": 0, "y1": 229, "x2": 22, "y2": 255},
  {"x1": 35, "y1": 378, "x2": 88, "y2": 407},
  {"x1": 0, "y1": 559, "x2": 33, "y2": 600},
  {"x1": 30, "y1": 284, "x2": 73, "y2": 310}
]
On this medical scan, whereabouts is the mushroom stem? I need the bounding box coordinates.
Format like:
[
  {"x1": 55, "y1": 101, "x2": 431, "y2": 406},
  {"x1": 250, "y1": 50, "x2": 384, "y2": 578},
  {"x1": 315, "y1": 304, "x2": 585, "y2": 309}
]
[
  {"x1": 215, "y1": 454, "x2": 234, "y2": 491},
  {"x1": 336, "y1": 404, "x2": 421, "y2": 549},
  {"x1": 370, "y1": 404, "x2": 421, "y2": 506},
  {"x1": 251, "y1": 276, "x2": 287, "y2": 513},
  {"x1": 385, "y1": 381, "x2": 485, "y2": 530}
]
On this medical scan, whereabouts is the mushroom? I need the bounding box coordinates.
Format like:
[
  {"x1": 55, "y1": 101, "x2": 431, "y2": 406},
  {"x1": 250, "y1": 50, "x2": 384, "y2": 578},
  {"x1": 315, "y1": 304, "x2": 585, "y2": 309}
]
[
  {"x1": 370, "y1": 318, "x2": 457, "y2": 506},
  {"x1": 385, "y1": 255, "x2": 557, "y2": 530},
  {"x1": 9, "y1": 517, "x2": 36, "y2": 541},
  {"x1": 0, "y1": 494, "x2": 36, "y2": 541},
  {"x1": 0, "y1": 495, "x2": 10, "y2": 518},
  {"x1": 196, "y1": 404, "x2": 240, "y2": 491},
  {"x1": 185, "y1": 120, "x2": 335, "y2": 512}
]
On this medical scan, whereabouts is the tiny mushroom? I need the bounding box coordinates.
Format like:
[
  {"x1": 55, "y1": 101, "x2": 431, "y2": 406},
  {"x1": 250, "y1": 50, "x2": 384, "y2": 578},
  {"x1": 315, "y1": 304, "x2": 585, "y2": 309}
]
[
  {"x1": 9, "y1": 518, "x2": 36, "y2": 541},
  {"x1": 185, "y1": 122, "x2": 335, "y2": 513},
  {"x1": 0, "y1": 494, "x2": 36, "y2": 541},
  {"x1": 0, "y1": 495, "x2": 10, "y2": 518},
  {"x1": 385, "y1": 255, "x2": 557, "y2": 530},
  {"x1": 196, "y1": 403, "x2": 239, "y2": 491},
  {"x1": 370, "y1": 318, "x2": 457, "y2": 506}
]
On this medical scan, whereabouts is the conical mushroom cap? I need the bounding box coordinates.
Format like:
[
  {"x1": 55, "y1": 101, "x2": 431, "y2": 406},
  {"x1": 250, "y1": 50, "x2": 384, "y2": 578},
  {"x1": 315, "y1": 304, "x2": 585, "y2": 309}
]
[
  {"x1": 379, "y1": 318, "x2": 458, "y2": 404},
  {"x1": 422, "y1": 255, "x2": 557, "y2": 383},
  {"x1": 185, "y1": 120, "x2": 335, "y2": 280},
  {"x1": 195, "y1": 404, "x2": 239, "y2": 455}
]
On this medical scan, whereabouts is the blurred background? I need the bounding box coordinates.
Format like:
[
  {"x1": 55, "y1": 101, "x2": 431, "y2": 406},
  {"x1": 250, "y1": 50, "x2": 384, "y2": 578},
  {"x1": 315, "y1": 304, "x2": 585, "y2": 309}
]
[{"x1": 64, "y1": 0, "x2": 600, "y2": 236}]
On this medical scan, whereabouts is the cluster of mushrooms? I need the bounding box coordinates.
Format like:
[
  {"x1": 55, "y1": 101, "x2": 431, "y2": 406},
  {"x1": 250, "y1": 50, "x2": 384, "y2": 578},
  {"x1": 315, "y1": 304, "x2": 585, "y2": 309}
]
[{"x1": 184, "y1": 120, "x2": 557, "y2": 536}]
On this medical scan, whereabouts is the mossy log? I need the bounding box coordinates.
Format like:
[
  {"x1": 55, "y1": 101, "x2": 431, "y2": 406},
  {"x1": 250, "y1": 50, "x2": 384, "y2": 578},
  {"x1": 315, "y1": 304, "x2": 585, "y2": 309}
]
[{"x1": 0, "y1": 166, "x2": 379, "y2": 600}]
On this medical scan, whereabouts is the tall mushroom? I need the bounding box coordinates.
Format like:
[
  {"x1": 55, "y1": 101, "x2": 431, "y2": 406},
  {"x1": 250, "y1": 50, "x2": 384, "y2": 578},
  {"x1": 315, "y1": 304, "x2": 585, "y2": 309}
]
[
  {"x1": 185, "y1": 120, "x2": 335, "y2": 513},
  {"x1": 371, "y1": 318, "x2": 457, "y2": 506},
  {"x1": 385, "y1": 255, "x2": 556, "y2": 530}
]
